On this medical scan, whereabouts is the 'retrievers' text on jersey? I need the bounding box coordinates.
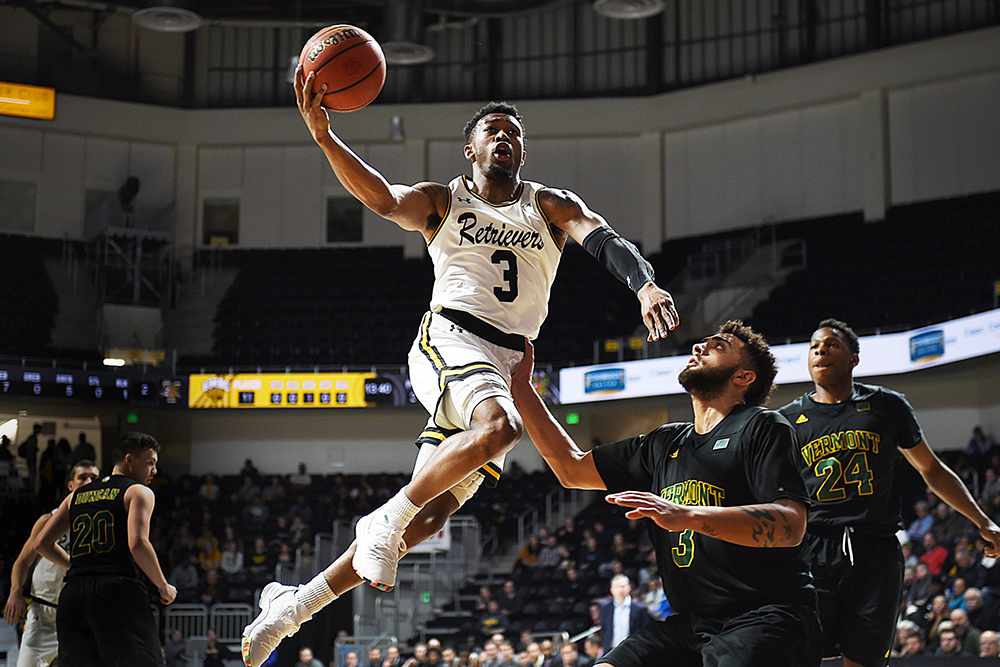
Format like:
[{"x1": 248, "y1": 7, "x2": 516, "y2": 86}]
[
  {"x1": 778, "y1": 382, "x2": 923, "y2": 534},
  {"x1": 427, "y1": 176, "x2": 563, "y2": 339},
  {"x1": 592, "y1": 404, "x2": 815, "y2": 618},
  {"x1": 66, "y1": 474, "x2": 141, "y2": 580}
]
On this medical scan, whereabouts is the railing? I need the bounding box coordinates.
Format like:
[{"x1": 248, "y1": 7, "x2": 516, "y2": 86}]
[{"x1": 517, "y1": 487, "x2": 598, "y2": 549}]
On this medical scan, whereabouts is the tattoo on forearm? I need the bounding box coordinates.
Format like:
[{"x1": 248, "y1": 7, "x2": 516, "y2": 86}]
[
  {"x1": 740, "y1": 506, "x2": 794, "y2": 546},
  {"x1": 700, "y1": 522, "x2": 718, "y2": 537}
]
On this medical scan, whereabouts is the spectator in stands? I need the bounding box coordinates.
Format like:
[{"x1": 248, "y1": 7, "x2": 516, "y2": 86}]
[
  {"x1": 262, "y1": 475, "x2": 287, "y2": 503},
  {"x1": 920, "y1": 531, "x2": 950, "y2": 576},
  {"x1": 556, "y1": 642, "x2": 582, "y2": 667},
  {"x1": 37, "y1": 438, "x2": 58, "y2": 504},
  {"x1": 0, "y1": 434, "x2": 13, "y2": 460},
  {"x1": 477, "y1": 641, "x2": 500, "y2": 667},
  {"x1": 897, "y1": 629, "x2": 928, "y2": 658},
  {"x1": 220, "y1": 539, "x2": 244, "y2": 579},
  {"x1": 907, "y1": 501, "x2": 934, "y2": 544},
  {"x1": 907, "y1": 561, "x2": 935, "y2": 608},
  {"x1": 296, "y1": 646, "x2": 323, "y2": 667},
  {"x1": 243, "y1": 494, "x2": 270, "y2": 533},
  {"x1": 514, "y1": 536, "x2": 541, "y2": 574},
  {"x1": 496, "y1": 642, "x2": 516, "y2": 667},
  {"x1": 164, "y1": 628, "x2": 186, "y2": 667},
  {"x1": 980, "y1": 630, "x2": 1000, "y2": 658},
  {"x1": 524, "y1": 643, "x2": 543, "y2": 667},
  {"x1": 642, "y1": 575, "x2": 667, "y2": 620},
  {"x1": 556, "y1": 518, "x2": 578, "y2": 551},
  {"x1": 598, "y1": 574, "x2": 652, "y2": 653},
  {"x1": 578, "y1": 636, "x2": 602, "y2": 667},
  {"x1": 537, "y1": 534, "x2": 562, "y2": 571},
  {"x1": 247, "y1": 536, "x2": 272, "y2": 583},
  {"x1": 169, "y1": 551, "x2": 201, "y2": 603},
  {"x1": 198, "y1": 473, "x2": 221, "y2": 504},
  {"x1": 931, "y1": 502, "x2": 974, "y2": 547},
  {"x1": 401, "y1": 643, "x2": 428, "y2": 667},
  {"x1": 900, "y1": 540, "x2": 919, "y2": 569},
  {"x1": 497, "y1": 579, "x2": 523, "y2": 617},
  {"x1": 71, "y1": 431, "x2": 95, "y2": 465},
  {"x1": 365, "y1": 646, "x2": 383, "y2": 667},
  {"x1": 342, "y1": 650, "x2": 360, "y2": 667},
  {"x1": 981, "y1": 469, "x2": 1000, "y2": 509},
  {"x1": 964, "y1": 587, "x2": 999, "y2": 631},
  {"x1": 575, "y1": 536, "x2": 604, "y2": 576},
  {"x1": 935, "y1": 625, "x2": 970, "y2": 657},
  {"x1": 951, "y1": 546, "x2": 987, "y2": 590},
  {"x1": 198, "y1": 568, "x2": 229, "y2": 606},
  {"x1": 290, "y1": 462, "x2": 312, "y2": 491},
  {"x1": 947, "y1": 577, "x2": 969, "y2": 612},
  {"x1": 968, "y1": 426, "x2": 996, "y2": 463},
  {"x1": 913, "y1": 594, "x2": 949, "y2": 644},
  {"x1": 204, "y1": 628, "x2": 237, "y2": 667},
  {"x1": 240, "y1": 458, "x2": 262, "y2": 483},
  {"x1": 891, "y1": 620, "x2": 919, "y2": 657},
  {"x1": 237, "y1": 474, "x2": 261, "y2": 502},
  {"x1": 950, "y1": 607, "x2": 982, "y2": 655},
  {"x1": 198, "y1": 528, "x2": 222, "y2": 572},
  {"x1": 384, "y1": 645, "x2": 403, "y2": 667},
  {"x1": 441, "y1": 647, "x2": 459, "y2": 667}
]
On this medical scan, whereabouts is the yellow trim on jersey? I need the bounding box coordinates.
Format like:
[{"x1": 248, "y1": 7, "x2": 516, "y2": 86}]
[
  {"x1": 534, "y1": 188, "x2": 566, "y2": 252},
  {"x1": 418, "y1": 429, "x2": 448, "y2": 444},
  {"x1": 436, "y1": 363, "x2": 504, "y2": 392},
  {"x1": 426, "y1": 191, "x2": 453, "y2": 247},
  {"x1": 417, "y1": 313, "x2": 506, "y2": 392},
  {"x1": 480, "y1": 462, "x2": 501, "y2": 481},
  {"x1": 460, "y1": 176, "x2": 524, "y2": 207}
]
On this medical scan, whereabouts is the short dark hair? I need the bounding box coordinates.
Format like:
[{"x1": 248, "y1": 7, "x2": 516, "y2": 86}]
[
  {"x1": 66, "y1": 459, "x2": 98, "y2": 484},
  {"x1": 719, "y1": 320, "x2": 777, "y2": 407},
  {"x1": 463, "y1": 101, "x2": 523, "y2": 143},
  {"x1": 111, "y1": 431, "x2": 159, "y2": 465},
  {"x1": 818, "y1": 318, "x2": 860, "y2": 354}
]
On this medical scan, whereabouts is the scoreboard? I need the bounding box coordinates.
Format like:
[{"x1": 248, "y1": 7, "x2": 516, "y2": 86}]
[
  {"x1": 0, "y1": 364, "x2": 184, "y2": 405},
  {"x1": 188, "y1": 371, "x2": 419, "y2": 409}
]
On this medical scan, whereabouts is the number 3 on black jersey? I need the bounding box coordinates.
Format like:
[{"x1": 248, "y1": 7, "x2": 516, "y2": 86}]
[
  {"x1": 491, "y1": 250, "x2": 518, "y2": 302},
  {"x1": 71, "y1": 510, "x2": 116, "y2": 556},
  {"x1": 814, "y1": 452, "x2": 874, "y2": 502}
]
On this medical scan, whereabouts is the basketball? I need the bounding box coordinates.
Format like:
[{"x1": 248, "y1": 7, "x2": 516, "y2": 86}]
[{"x1": 299, "y1": 25, "x2": 386, "y2": 113}]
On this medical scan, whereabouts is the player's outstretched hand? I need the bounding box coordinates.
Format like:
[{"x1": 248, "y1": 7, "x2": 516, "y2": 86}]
[
  {"x1": 159, "y1": 583, "x2": 178, "y2": 606},
  {"x1": 606, "y1": 491, "x2": 692, "y2": 531},
  {"x1": 510, "y1": 338, "x2": 535, "y2": 393},
  {"x1": 3, "y1": 590, "x2": 27, "y2": 627},
  {"x1": 638, "y1": 283, "x2": 679, "y2": 342},
  {"x1": 294, "y1": 65, "x2": 331, "y2": 144},
  {"x1": 981, "y1": 522, "x2": 1000, "y2": 558}
]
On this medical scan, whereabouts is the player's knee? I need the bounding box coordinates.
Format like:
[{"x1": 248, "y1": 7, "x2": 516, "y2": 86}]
[{"x1": 478, "y1": 413, "x2": 522, "y2": 459}]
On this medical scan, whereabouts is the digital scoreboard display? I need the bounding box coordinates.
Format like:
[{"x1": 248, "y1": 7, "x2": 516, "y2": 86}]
[
  {"x1": 189, "y1": 371, "x2": 419, "y2": 409},
  {"x1": 0, "y1": 364, "x2": 185, "y2": 406}
]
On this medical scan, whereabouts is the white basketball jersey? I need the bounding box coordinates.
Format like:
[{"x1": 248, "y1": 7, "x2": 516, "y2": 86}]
[
  {"x1": 31, "y1": 513, "x2": 68, "y2": 604},
  {"x1": 428, "y1": 176, "x2": 563, "y2": 339}
]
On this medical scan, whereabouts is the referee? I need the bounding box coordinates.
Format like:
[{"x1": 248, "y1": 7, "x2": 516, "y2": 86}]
[{"x1": 34, "y1": 432, "x2": 177, "y2": 667}]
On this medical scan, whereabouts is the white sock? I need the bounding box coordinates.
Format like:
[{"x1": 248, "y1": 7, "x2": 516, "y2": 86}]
[
  {"x1": 295, "y1": 573, "x2": 337, "y2": 615},
  {"x1": 385, "y1": 488, "x2": 422, "y2": 526}
]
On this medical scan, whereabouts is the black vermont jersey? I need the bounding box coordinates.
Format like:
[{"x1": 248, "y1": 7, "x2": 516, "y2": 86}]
[
  {"x1": 67, "y1": 474, "x2": 141, "y2": 580},
  {"x1": 592, "y1": 404, "x2": 814, "y2": 618},
  {"x1": 778, "y1": 382, "x2": 923, "y2": 534}
]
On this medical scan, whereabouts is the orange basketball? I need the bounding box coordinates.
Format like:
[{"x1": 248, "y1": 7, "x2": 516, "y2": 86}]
[{"x1": 299, "y1": 25, "x2": 386, "y2": 113}]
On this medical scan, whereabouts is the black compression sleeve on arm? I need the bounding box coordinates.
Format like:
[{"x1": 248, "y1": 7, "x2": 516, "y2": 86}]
[{"x1": 581, "y1": 226, "x2": 656, "y2": 295}]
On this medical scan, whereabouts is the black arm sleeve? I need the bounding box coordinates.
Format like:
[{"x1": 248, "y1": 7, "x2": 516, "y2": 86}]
[{"x1": 581, "y1": 226, "x2": 656, "y2": 295}]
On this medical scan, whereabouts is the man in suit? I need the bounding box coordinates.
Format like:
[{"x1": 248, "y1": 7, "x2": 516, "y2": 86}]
[{"x1": 598, "y1": 574, "x2": 652, "y2": 653}]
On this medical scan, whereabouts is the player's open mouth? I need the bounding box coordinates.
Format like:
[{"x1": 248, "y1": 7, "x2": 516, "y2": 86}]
[{"x1": 494, "y1": 145, "x2": 511, "y2": 160}]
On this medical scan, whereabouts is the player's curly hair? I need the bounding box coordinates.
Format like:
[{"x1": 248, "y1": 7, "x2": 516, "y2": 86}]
[
  {"x1": 463, "y1": 101, "x2": 523, "y2": 142},
  {"x1": 112, "y1": 431, "x2": 160, "y2": 464},
  {"x1": 818, "y1": 318, "x2": 860, "y2": 354},
  {"x1": 719, "y1": 320, "x2": 777, "y2": 407}
]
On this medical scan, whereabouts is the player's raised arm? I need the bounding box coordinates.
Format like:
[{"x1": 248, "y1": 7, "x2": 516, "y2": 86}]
[
  {"x1": 537, "y1": 187, "x2": 678, "y2": 341},
  {"x1": 295, "y1": 66, "x2": 446, "y2": 236},
  {"x1": 510, "y1": 341, "x2": 606, "y2": 490}
]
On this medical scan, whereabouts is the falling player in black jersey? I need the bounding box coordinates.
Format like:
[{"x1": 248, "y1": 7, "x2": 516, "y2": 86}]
[
  {"x1": 778, "y1": 318, "x2": 1000, "y2": 667},
  {"x1": 34, "y1": 432, "x2": 177, "y2": 667},
  {"x1": 510, "y1": 321, "x2": 821, "y2": 667}
]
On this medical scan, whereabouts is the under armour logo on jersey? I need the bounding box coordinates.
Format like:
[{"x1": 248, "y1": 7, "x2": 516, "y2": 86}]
[
  {"x1": 457, "y1": 196, "x2": 473, "y2": 204},
  {"x1": 449, "y1": 324, "x2": 465, "y2": 334},
  {"x1": 796, "y1": 414, "x2": 809, "y2": 424},
  {"x1": 713, "y1": 438, "x2": 730, "y2": 450}
]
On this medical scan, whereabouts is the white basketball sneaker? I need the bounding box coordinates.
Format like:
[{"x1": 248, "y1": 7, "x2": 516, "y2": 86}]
[
  {"x1": 241, "y1": 582, "x2": 312, "y2": 667},
  {"x1": 352, "y1": 511, "x2": 407, "y2": 591}
]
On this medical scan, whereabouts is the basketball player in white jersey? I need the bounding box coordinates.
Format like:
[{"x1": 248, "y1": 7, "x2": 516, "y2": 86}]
[
  {"x1": 242, "y1": 68, "x2": 680, "y2": 667},
  {"x1": 4, "y1": 460, "x2": 99, "y2": 667}
]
